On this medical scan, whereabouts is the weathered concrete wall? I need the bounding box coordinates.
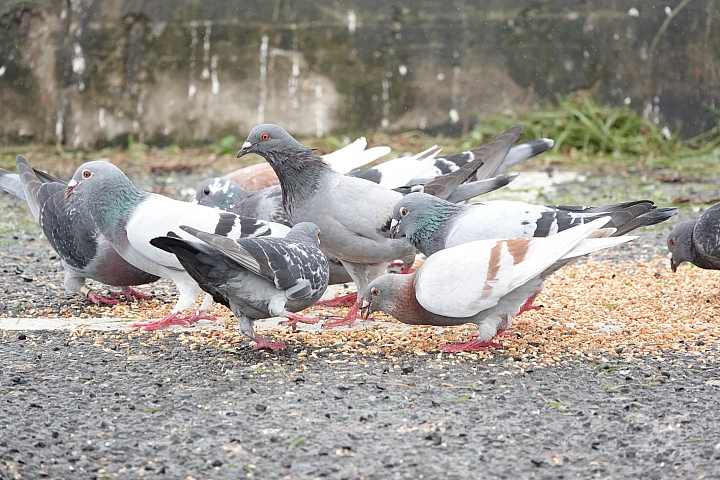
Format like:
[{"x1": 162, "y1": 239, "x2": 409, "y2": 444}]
[{"x1": 0, "y1": 0, "x2": 718, "y2": 146}]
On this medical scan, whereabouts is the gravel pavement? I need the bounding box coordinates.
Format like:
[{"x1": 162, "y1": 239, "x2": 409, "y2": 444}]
[{"x1": 1, "y1": 167, "x2": 720, "y2": 479}]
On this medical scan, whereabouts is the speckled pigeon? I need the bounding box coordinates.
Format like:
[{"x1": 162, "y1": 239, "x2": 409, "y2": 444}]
[
  {"x1": 390, "y1": 193, "x2": 679, "y2": 257},
  {"x1": 237, "y1": 124, "x2": 488, "y2": 327},
  {"x1": 0, "y1": 156, "x2": 159, "y2": 305},
  {"x1": 64, "y1": 160, "x2": 289, "y2": 330},
  {"x1": 362, "y1": 218, "x2": 637, "y2": 352},
  {"x1": 667, "y1": 203, "x2": 720, "y2": 272},
  {"x1": 151, "y1": 222, "x2": 329, "y2": 350}
]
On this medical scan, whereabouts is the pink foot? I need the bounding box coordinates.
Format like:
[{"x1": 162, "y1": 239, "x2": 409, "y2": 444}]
[
  {"x1": 316, "y1": 292, "x2": 357, "y2": 308},
  {"x1": 324, "y1": 302, "x2": 361, "y2": 328},
  {"x1": 518, "y1": 292, "x2": 543, "y2": 315},
  {"x1": 495, "y1": 330, "x2": 519, "y2": 338},
  {"x1": 252, "y1": 335, "x2": 286, "y2": 350},
  {"x1": 85, "y1": 290, "x2": 119, "y2": 306},
  {"x1": 441, "y1": 336, "x2": 502, "y2": 353},
  {"x1": 122, "y1": 286, "x2": 152, "y2": 301},
  {"x1": 132, "y1": 310, "x2": 216, "y2": 331},
  {"x1": 280, "y1": 312, "x2": 319, "y2": 331}
]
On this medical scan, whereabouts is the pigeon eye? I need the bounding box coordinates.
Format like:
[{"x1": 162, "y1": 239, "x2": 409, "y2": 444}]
[
  {"x1": 203, "y1": 187, "x2": 211, "y2": 196},
  {"x1": 260, "y1": 133, "x2": 270, "y2": 141},
  {"x1": 400, "y1": 208, "x2": 408, "y2": 217},
  {"x1": 669, "y1": 238, "x2": 675, "y2": 246},
  {"x1": 371, "y1": 287, "x2": 379, "y2": 296},
  {"x1": 82, "y1": 170, "x2": 92, "y2": 179},
  {"x1": 316, "y1": 231, "x2": 321, "y2": 238}
]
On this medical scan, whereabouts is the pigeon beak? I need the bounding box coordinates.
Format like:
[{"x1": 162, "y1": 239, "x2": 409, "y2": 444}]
[
  {"x1": 237, "y1": 141, "x2": 254, "y2": 158},
  {"x1": 670, "y1": 256, "x2": 678, "y2": 273},
  {"x1": 360, "y1": 299, "x2": 371, "y2": 320},
  {"x1": 389, "y1": 218, "x2": 400, "y2": 238},
  {"x1": 65, "y1": 179, "x2": 80, "y2": 199},
  {"x1": 190, "y1": 198, "x2": 199, "y2": 204}
]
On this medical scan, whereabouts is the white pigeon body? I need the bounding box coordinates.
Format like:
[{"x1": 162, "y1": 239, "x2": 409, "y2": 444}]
[
  {"x1": 392, "y1": 193, "x2": 679, "y2": 258},
  {"x1": 66, "y1": 161, "x2": 289, "y2": 315},
  {"x1": 364, "y1": 218, "x2": 637, "y2": 341}
]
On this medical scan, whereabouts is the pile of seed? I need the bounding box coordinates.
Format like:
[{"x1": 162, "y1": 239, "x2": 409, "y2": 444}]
[{"x1": 46, "y1": 254, "x2": 718, "y2": 369}]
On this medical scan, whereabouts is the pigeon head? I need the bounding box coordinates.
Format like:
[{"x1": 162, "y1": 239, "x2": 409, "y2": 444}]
[
  {"x1": 286, "y1": 222, "x2": 322, "y2": 248},
  {"x1": 361, "y1": 274, "x2": 408, "y2": 320},
  {"x1": 237, "y1": 124, "x2": 311, "y2": 162},
  {"x1": 667, "y1": 220, "x2": 695, "y2": 272},
  {"x1": 193, "y1": 178, "x2": 246, "y2": 209},
  {"x1": 66, "y1": 161, "x2": 132, "y2": 200},
  {"x1": 65, "y1": 160, "x2": 144, "y2": 232},
  {"x1": 390, "y1": 192, "x2": 460, "y2": 251}
]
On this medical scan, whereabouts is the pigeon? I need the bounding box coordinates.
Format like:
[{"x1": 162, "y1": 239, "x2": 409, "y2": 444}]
[
  {"x1": 237, "y1": 124, "x2": 487, "y2": 327},
  {"x1": 64, "y1": 160, "x2": 290, "y2": 329},
  {"x1": 150, "y1": 222, "x2": 329, "y2": 349},
  {"x1": 195, "y1": 150, "x2": 512, "y2": 302},
  {"x1": 390, "y1": 193, "x2": 679, "y2": 257},
  {"x1": 667, "y1": 203, "x2": 720, "y2": 272},
  {"x1": 361, "y1": 217, "x2": 637, "y2": 352},
  {"x1": 0, "y1": 156, "x2": 160, "y2": 305},
  {"x1": 224, "y1": 136, "x2": 391, "y2": 190},
  {"x1": 361, "y1": 124, "x2": 547, "y2": 188}
]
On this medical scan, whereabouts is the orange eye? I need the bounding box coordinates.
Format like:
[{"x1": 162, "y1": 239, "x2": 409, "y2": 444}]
[
  {"x1": 669, "y1": 238, "x2": 675, "y2": 246},
  {"x1": 260, "y1": 133, "x2": 270, "y2": 141},
  {"x1": 316, "y1": 231, "x2": 321, "y2": 238},
  {"x1": 82, "y1": 170, "x2": 92, "y2": 179},
  {"x1": 371, "y1": 287, "x2": 379, "y2": 296},
  {"x1": 400, "y1": 207, "x2": 408, "y2": 216}
]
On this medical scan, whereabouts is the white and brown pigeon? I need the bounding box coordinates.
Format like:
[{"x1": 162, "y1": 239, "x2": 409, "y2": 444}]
[
  {"x1": 151, "y1": 222, "x2": 329, "y2": 350},
  {"x1": 362, "y1": 217, "x2": 637, "y2": 352},
  {"x1": 64, "y1": 160, "x2": 289, "y2": 330},
  {"x1": 0, "y1": 156, "x2": 159, "y2": 304}
]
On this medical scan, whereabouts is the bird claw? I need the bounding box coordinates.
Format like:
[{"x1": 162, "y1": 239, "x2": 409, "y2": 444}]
[
  {"x1": 252, "y1": 335, "x2": 286, "y2": 350},
  {"x1": 280, "y1": 313, "x2": 319, "y2": 327},
  {"x1": 316, "y1": 292, "x2": 357, "y2": 308},
  {"x1": 324, "y1": 302, "x2": 361, "y2": 328},
  {"x1": 84, "y1": 290, "x2": 119, "y2": 306},
  {"x1": 132, "y1": 310, "x2": 216, "y2": 331},
  {"x1": 122, "y1": 287, "x2": 152, "y2": 301}
]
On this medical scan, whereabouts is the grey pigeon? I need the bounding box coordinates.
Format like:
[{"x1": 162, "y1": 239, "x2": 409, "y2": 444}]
[
  {"x1": 667, "y1": 203, "x2": 720, "y2": 272},
  {"x1": 150, "y1": 222, "x2": 329, "y2": 350},
  {"x1": 191, "y1": 178, "x2": 353, "y2": 285},
  {"x1": 237, "y1": 124, "x2": 487, "y2": 326},
  {"x1": 0, "y1": 156, "x2": 159, "y2": 304},
  {"x1": 390, "y1": 193, "x2": 679, "y2": 257},
  {"x1": 362, "y1": 218, "x2": 637, "y2": 352},
  {"x1": 64, "y1": 160, "x2": 289, "y2": 329}
]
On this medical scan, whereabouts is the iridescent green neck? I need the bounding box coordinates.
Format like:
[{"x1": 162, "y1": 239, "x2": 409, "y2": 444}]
[
  {"x1": 406, "y1": 202, "x2": 460, "y2": 254},
  {"x1": 86, "y1": 179, "x2": 146, "y2": 236}
]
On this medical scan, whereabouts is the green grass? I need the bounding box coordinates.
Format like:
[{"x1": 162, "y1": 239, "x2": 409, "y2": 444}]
[{"x1": 2, "y1": 95, "x2": 719, "y2": 179}]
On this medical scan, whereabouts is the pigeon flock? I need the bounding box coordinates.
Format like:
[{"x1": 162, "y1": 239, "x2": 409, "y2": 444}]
[{"x1": 0, "y1": 123, "x2": 699, "y2": 352}]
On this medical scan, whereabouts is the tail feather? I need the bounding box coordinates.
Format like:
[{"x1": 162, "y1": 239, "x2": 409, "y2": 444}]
[
  {"x1": 498, "y1": 138, "x2": 554, "y2": 172},
  {"x1": 0, "y1": 169, "x2": 26, "y2": 201}
]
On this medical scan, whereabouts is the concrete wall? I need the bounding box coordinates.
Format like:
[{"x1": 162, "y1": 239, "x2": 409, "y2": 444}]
[{"x1": 1, "y1": 0, "x2": 718, "y2": 146}]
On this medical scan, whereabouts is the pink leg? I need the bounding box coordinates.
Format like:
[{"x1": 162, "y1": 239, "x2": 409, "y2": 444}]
[
  {"x1": 252, "y1": 335, "x2": 286, "y2": 350},
  {"x1": 316, "y1": 292, "x2": 358, "y2": 308},
  {"x1": 441, "y1": 334, "x2": 502, "y2": 353},
  {"x1": 280, "y1": 312, "x2": 319, "y2": 331},
  {"x1": 85, "y1": 290, "x2": 119, "y2": 306},
  {"x1": 517, "y1": 292, "x2": 543, "y2": 315},
  {"x1": 122, "y1": 286, "x2": 152, "y2": 301},
  {"x1": 132, "y1": 309, "x2": 216, "y2": 331},
  {"x1": 324, "y1": 302, "x2": 361, "y2": 328}
]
